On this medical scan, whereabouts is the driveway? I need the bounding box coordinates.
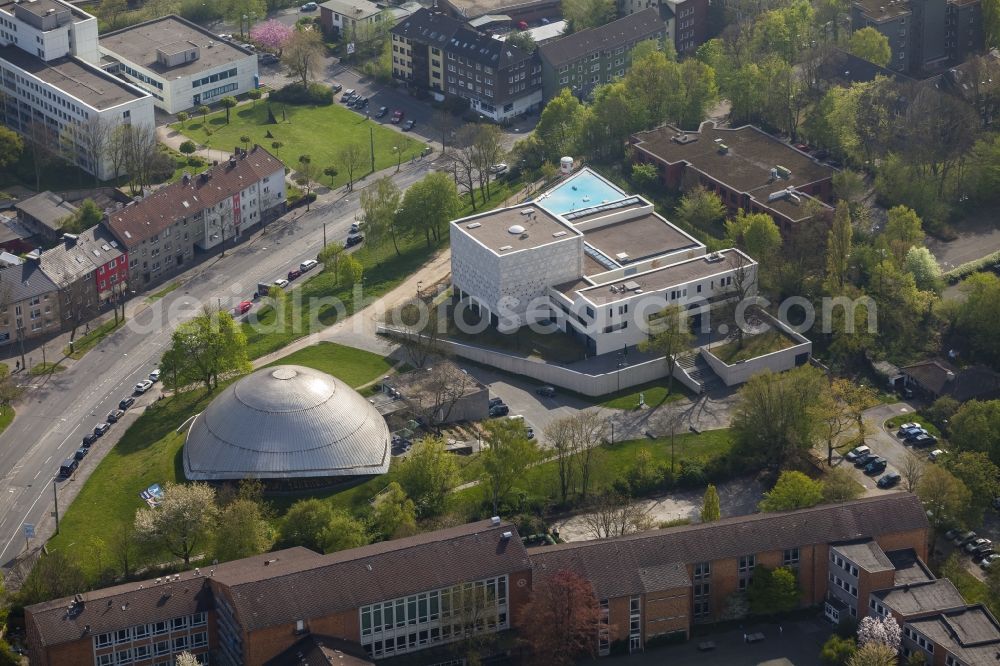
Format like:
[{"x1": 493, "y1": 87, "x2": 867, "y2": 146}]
[{"x1": 927, "y1": 209, "x2": 1000, "y2": 271}]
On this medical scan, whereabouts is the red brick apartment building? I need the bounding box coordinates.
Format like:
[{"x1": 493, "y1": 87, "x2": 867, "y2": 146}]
[
  {"x1": 630, "y1": 122, "x2": 837, "y2": 233},
  {"x1": 26, "y1": 495, "x2": 999, "y2": 666}
]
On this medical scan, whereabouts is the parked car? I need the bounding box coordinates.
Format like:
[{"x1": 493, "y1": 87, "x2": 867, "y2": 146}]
[
  {"x1": 236, "y1": 300, "x2": 253, "y2": 315},
  {"x1": 854, "y1": 453, "x2": 877, "y2": 468},
  {"x1": 83, "y1": 432, "x2": 98, "y2": 447},
  {"x1": 896, "y1": 422, "x2": 920, "y2": 434},
  {"x1": 341, "y1": 90, "x2": 356, "y2": 103},
  {"x1": 287, "y1": 269, "x2": 302, "y2": 281},
  {"x1": 74, "y1": 447, "x2": 89, "y2": 461},
  {"x1": 876, "y1": 472, "x2": 901, "y2": 489},
  {"x1": 536, "y1": 385, "x2": 556, "y2": 397},
  {"x1": 331, "y1": 82, "x2": 343, "y2": 93},
  {"x1": 119, "y1": 396, "x2": 135, "y2": 410},
  {"x1": 273, "y1": 278, "x2": 290, "y2": 289},
  {"x1": 350, "y1": 221, "x2": 364, "y2": 233},
  {"x1": 300, "y1": 259, "x2": 318, "y2": 272},
  {"x1": 94, "y1": 422, "x2": 111, "y2": 437},
  {"x1": 346, "y1": 234, "x2": 364, "y2": 248},
  {"x1": 864, "y1": 457, "x2": 888, "y2": 475},
  {"x1": 945, "y1": 528, "x2": 963, "y2": 541},
  {"x1": 391, "y1": 110, "x2": 404, "y2": 124},
  {"x1": 107, "y1": 409, "x2": 125, "y2": 424},
  {"x1": 928, "y1": 449, "x2": 948, "y2": 462},
  {"x1": 134, "y1": 379, "x2": 154, "y2": 394},
  {"x1": 354, "y1": 96, "x2": 369, "y2": 108},
  {"x1": 375, "y1": 106, "x2": 388, "y2": 118},
  {"x1": 904, "y1": 429, "x2": 930, "y2": 443},
  {"x1": 489, "y1": 404, "x2": 509, "y2": 417},
  {"x1": 149, "y1": 368, "x2": 160, "y2": 382},
  {"x1": 58, "y1": 458, "x2": 78, "y2": 479},
  {"x1": 258, "y1": 53, "x2": 279, "y2": 65},
  {"x1": 953, "y1": 530, "x2": 978, "y2": 546},
  {"x1": 980, "y1": 553, "x2": 1000, "y2": 569},
  {"x1": 489, "y1": 397, "x2": 504, "y2": 408},
  {"x1": 402, "y1": 119, "x2": 415, "y2": 131},
  {"x1": 910, "y1": 434, "x2": 937, "y2": 448},
  {"x1": 965, "y1": 538, "x2": 992, "y2": 554},
  {"x1": 971, "y1": 546, "x2": 995, "y2": 562},
  {"x1": 300, "y1": 1, "x2": 317, "y2": 10},
  {"x1": 845, "y1": 445, "x2": 871, "y2": 462},
  {"x1": 525, "y1": 426, "x2": 535, "y2": 439},
  {"x1": 489, "y1": 163, "x2": 508, "y2": 174}
]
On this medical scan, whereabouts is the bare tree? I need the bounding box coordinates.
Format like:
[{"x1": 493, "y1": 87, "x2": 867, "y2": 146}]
[
  {"x1": 430, "y1": 108, "x2": 460, "y2": 153},
  {"x1": 68, "y1": 116, "x2": 112, "y2": 185},
  {"x1": 407, "y1": 362, "x2": 477, "y2": 433},
  {"x1": 109, "y1": 521, "x2": 139, "y2": 580},
  {"x1": 452, "y1": 125, "x2": 480, "y2": 211},
  {"x1": 584, "y1": 493, "x2": 654, "y2": 539},
  {"x1": 722, "y1": 248, "x2": 759, "y2": 347},
  {"x1": 391, "y1": 298, "x2": 442, "y2": 368},
  {"x1": 282, "y1": 30, "x2": 324, "y2": 88},
  {"x1": 61, "y1": 274, "x2": 100, "y2": 354},
  {"x1": 544, "y1": 417, "x2": 580, "y2": 505},
  {"x1": 900, "y1": 453, "x2": 924, "y2": 493},
  {"x1": 338, "y1": 143, "x2": 366, "y2": 191},
  {"x1": 24, "y1": 120, "x2": 59, "y2": 191},
  {"x1": 471, "y1": 124, "x2": 504, "y2": 202}
]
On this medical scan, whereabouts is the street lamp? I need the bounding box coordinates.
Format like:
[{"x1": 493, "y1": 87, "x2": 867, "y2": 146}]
[{"x1": 393, "y1": 145, "x2": 401, "y2": 173}]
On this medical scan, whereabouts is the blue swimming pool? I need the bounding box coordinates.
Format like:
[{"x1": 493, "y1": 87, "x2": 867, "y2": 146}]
[{"x1": 535, "y1": 168, "x2": 628, "y2": 215}]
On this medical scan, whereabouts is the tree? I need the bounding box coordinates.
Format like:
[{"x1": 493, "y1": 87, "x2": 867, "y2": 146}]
[
  {"x1": 759, "y1": 471, "x2": 824, "y2": 512},
  {"x1": 905, "y1": 651, "x2": 927, "y2": 666},
  {"x1": 223, "y1": 0, "x2": 265, "y2": 34},
  {"x1": 900, "y1": 454, "x2": 924, "y2": 493},
  {"x1": 320, "y1": 509, "x2": 369, "y2": 553},
  {"x1": 858, "y1": 615, "x2": 902, "y2": 651},
  {"x1": 562, "y1": 0, "x2": 615, "y2": 31},
  {"x1": 250, "y1": 19, "x2": 294, "y2": 53},
  {"x1": 725, "y1": 210, "x2": 782, "y2": 270},
  {"x1": 294, "y1": 154, "x2": 322, "y2": 211},
  {"x1": 585, "y1": 492, "x2": 654, "y2": 538},
  {"x1": 916, "y1": 465, "x2": 972, "y2": 533},
  {"x1": 175, "y1": 111, "x2": 190, "y2": 130},
  {"x1": 0, "y1": 640, "x2": 19, "y2": 666},
  {"x1": 337, "y1": 143, "x2": 365, "y2": 191},
  {"x1": 215, "y1": 498, "x2": 272, "y2": 562},
  {"x1": 506, "y1": 30, "x2": 536, "y2": 53},
  {"x1": 338, "y1": 254, "x2": 363, "y2": 287},
  {"x1": 283, "y1": 30, "x2": 324, "y2": 88},
  {"x1": 820, "y1": 634, "x2": 857, "y2": 666},
  {"x1": 0, "y1": 571, "x2": 8, "y2": 629},
  {"x1": 701, "y1": 484, "x2": 721, "y2": 522},
  {"x1": 361, "y1": 176, "x2": 403, "y2": 257},
  {"x1": 955, "y1": 276, "x2": 1000, "y2": 368},
  {"x1": 580, "y1": 82, "x2": 644, "y2": 160},
  {"x1": 239, "y1": 134, "x2": 251, "y2": 151},
  {"x1": 219, "y1": 96, "x2": 238, "y2": 123},
  {"x1": 397, "y1": 171, "x2": 460, "y2": 247},
  {"x1": 179, "y1": 140, "x2": 197, "y2": 155},
  {"x1": 838, "y1": 382, "x2": 879, "y2": 448},
  {"x1": 12, "y1": 550, "x2": 87, "y2": 607},
  {"x1": 197, "y1": 104, "x2": 210, "y2": 125},
  {"x1": 945, "y1": 451, "x2": 1000, "y2": 520},
  {"x1": 848, "y1": 27, "x2": 891, "y2": 67},
  {"x1": 405, "y1": 363, "x2": 478, "y2": 433},
  {"x1": 394, "y1": 437, "x2": 458, "y2": 516},
  {"x1": 322, "y1": 165, "x2": 338, "y2": 183},
  {"x1": 826, "y1": 201, "x2": 853, "y2": 292},
  {"x1": 278, "y1": 498, "x2": 334, "y2": 552},
  {"x1": 987, "y1": 0, "x2": 1000, "y2": 49},
  {"x1": 848, "y1": 643, "x2": 897, "y2": 666},
  {"x1": 823, "y1": 467, "x2": 863, "y2": 503},
  {"x1": 175, "y1": 653, "x2": 201, "y2": 666},
  {"x1": 96, "y1": 0, "x2": 129, "y2": 30},
  {"x1": 903, "y1": 247, "x2": 941, "y2": 292},
  {"x1": 371, "y1": 481, "x2": 417, "y2": 539},
  {"x1": 948, "y1": 399, "x2": 1000, "y2": 464},
  {"x1": 674, "y1": 186, "x2": 727, "y2": 233},
  {"x1": 639, "y1": 304, "x2": 693, "y2": 398},
  {"x1": 481, "y1": 418, "x2": 538, "y2": 515},
  {"x1": 815, "y1": 380, "x2": 854, "y2": 466},
  {"x1": 66, "y1": 116, "x2": 112, "y2": 186},
  {"x1": 731, "y1": 366, "x2": 826, "y2": 469},
  {"x1": 471, "y1": 124, "x2": 505, "y2": 202},
  {"x1": 630, "y1": 162, "x2": 659, "y2": 191},
  {"x1": 161, "y1": 308, "x2": 251, "y2": 391},
  {"x1": 133, "y1": 482, "x2": 218, "y2": 566},
  {"x1": 746, "y1": 566, "x2": 800, "y2": 615},
  {"x1": 317, "y1": 241, "x2": 345, "y2": 283},
  {"x1": 535, "y1": 88, "x2": 585, "y2": 160},
  {"x1": 519, "y1": 570, "x2": 601, "y2": 666},
  {"x1": 882, "y1": 205, "x2": 925, "y2": 265}
]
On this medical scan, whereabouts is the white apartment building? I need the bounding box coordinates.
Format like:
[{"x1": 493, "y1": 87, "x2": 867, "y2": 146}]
[
  {"x1": 450, "y1": 168, "x2": 758, "y2": 356},
  {"x1": 0, "y1": 0, "x2": 154, "y2": 180},
  {"x1": 98, "y1": 15, "x2": 258, "y2": 114}
]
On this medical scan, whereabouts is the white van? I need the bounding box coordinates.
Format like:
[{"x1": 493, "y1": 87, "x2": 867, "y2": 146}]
[{"x1": 300, "y1": 259, "x2": 318, "y2": 272}]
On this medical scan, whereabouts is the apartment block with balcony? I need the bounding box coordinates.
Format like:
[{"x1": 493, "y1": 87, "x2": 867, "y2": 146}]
[{"x1": 0, "y1": 258, "x2": 61, "y2": 345}]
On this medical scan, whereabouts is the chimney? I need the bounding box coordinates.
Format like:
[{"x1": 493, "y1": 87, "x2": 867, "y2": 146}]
[
  {"x1": 62, "y1": 232, "x2": 78, "y2": 245},
  {"x1": 229, "y1": 155, "x2": 237, "y2": 168},
  {"x1": 490, "y1": 516, "x2": 501, "y2": 526},
  {"x1": 182, "y1": 172, "x2": 191, "y2": 185}
]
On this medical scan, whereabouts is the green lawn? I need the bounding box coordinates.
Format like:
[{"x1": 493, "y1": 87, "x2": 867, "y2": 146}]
[
  {"x1": 146, "y1": 282, "x2": 181, "y2": 303},
  {"x1": 599, "y1": 382, "x2": 689, "y2": 410},
  {"x1": 172, "y1": 102, "x2": 425, "y2": 190},
  {"x1": 885, "y1": 412, "x2": 944, "y2": 439},
  {"x1": 64, "y1": 318, "x2": 126, "y2": 359},
  {"x1": 29, "y1": 361, "x2": 65, "y2": 376},
  {"x1": 0, "y1": 405, "x2": 13, "y2": 437},
  {"x1": 710, "y1": 328, "x2": 796, "y2": 364},
  {"x1": 46, "y1": 341, "x2": 398, "y2": 581}
]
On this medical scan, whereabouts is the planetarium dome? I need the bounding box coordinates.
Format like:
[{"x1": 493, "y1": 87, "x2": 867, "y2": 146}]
[{"x1": 183, "y1": 365, "x2": 390, "y2": 481}]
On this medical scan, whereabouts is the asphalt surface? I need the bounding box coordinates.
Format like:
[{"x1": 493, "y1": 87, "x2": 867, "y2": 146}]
[{"x1": 0, "y1": 163, "x2": 433, "y2": 569}]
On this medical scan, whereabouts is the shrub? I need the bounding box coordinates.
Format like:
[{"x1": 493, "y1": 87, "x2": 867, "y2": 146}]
[
  {"x1": 270, "y1": 82, "x2": 333, "y2": 106},
  {"x1": 179, "y1": 140, "x2": 197, "y2": 154},
  {"x1": 677, "y1": 460, "x2": 706, "y2": 489}
]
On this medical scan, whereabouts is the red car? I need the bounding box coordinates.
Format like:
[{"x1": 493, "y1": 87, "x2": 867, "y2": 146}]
[
  {"x1": 391, "y1": 110, "x2": 404, "y2": 124},
  {"x1": 287, "y1": 269, "x2": 302, "y2": 280},
  {"x1": 236, "y1": 300, "x2": 252, "y2": 315}
]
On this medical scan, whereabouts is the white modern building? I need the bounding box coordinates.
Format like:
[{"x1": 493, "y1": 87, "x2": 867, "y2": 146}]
[
  {"x1": 450, "y1": 168, "x2": 758, "y2": 355},
  {"x1": 98, "y1": 15, "x2": 258, "y2": 114},
  {"x1": 0, "y1": 0, "x2": 155, "y2": 180}
]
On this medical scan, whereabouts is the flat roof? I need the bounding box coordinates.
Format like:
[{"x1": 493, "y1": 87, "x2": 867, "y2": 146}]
[
  {"x1": 576, "y1": 249, "x2": 752, "y2": 304},
  {"x1": 100, "y1": 14, "x2": 253, "y2": 78},
  {"x1": 874, "y1": 580, "x2": 966, "y2": 617},
  {"x1": 0, "y1": 46, "x2": 148, "y2": 109},
  {"x1": 581, "y1": 212, "x2": 701, "y2": 270},
  {"x1": 454, "y1": 204, "x2": 579, "y2": 254},
  {"x1": 441, "y1": 0, "x2": 558, "y2": 20},
  {"x1": 833, "y1": 540, "x2": 894, "y2": 573},
  {"x1": 886, "y1": 549, "x2": 934, "y2": 586},
  {"x1": 853, "y1": 0, "x2": 911, "y2": 20},
  {"x1": 0, "y1": 0, "x2": 88, "y2": 20},
  {"x1": 632, "y1": 123, "x2": 836, "y2": 198}
]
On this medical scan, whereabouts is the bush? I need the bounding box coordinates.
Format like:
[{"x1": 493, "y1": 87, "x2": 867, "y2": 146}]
[
  {"x1": 179, "y1": 140, "x2": 197, "y2": 154},
  {"x1": 270, "y1": 82, "x2": 334, "y2": 106},
  {"x1": 677, "y1": 460, "x2": 707, "y2": 489},
  {"x1": 442, "y1": 95, "x2": 470, "y2": 116}
]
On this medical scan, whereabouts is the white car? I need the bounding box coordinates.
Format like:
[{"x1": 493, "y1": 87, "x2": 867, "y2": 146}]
[
  {"x1": 928, "y1": 449, "x2": 947, "y2": 462},
  {"x1": 489, "y1": 163, "x2": 508, "y2": 174},
  {"x1": 134, "y1": 379, "x2": 154, "y2": 395},
  {"x1": 273, "y1": 278, "x2": 289, "y2": 289},
  {"x1": 300, "y1": 259, "x2": 318, "y2": 272},
  {"x1": 149, "y1": 368, "x2": 161, "y2": 382}
]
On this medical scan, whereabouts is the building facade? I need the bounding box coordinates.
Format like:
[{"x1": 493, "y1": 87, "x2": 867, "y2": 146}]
[
  {"x1": 537, "y1": 8, "x2": 667, "y2": 101},
  {"x1": 0, "y1": 258, "x2": 61, "y2": 346},
  {"x1": 98, "y1": 15, "x2": 258, "y2": 114},
  {"x1": 105, "y1": 146, "x2": 285, "y2": 289},
  {"x1": 319, "y1": 0, "x2": 389, "y2": 41},
  {"x1": 390, "y1": 8, "x2": 541, "y2": 121},
  {"x1": 617, "y1": 0, "x2": 707, "y2": 54},
  {"x1": 0, "y1": 0, "x2": 155, "y2": 181},
  {"x1": 27, "y1": 495, "x2": 938, "y2": 666}
]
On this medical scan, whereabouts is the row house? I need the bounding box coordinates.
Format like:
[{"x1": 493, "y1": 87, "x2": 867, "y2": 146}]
[{"x1": 36, "y1": 226, "x2": 127, "y2": 327}]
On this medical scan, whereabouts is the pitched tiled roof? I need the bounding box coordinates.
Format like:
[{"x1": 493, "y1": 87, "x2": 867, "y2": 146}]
[
  {"x1": 14, "y1": 192, "x2": 76, "y2": 231},
  {"x1": 214, "y1": 520, "x2": 530, "y2": 631},
  {"x1": 538, "y1": 8, "x2": 664, "y2": 67},
  {"x1": 902, "y1": 359, "x2": 1000, "y2": 402},
  {"x1": 26, "y1": 547, "x2": 321, "y2": 648},
  {"x1": 39, "y1": 226, "x2": 124, "y2": 288},
  {"x1": 391, "y1": 8, "x2": 530, "y2": 68},
  {"x1": 265, "y1": 635, "x2": 374, "y2": 665},
  {"x1": 0, "y1": 260, "x2": 59, "y2": 303},
  {"x1": 531, "y1": 495, "x2": 928, "y2": 599},
  {"x1": 106, "y1": 146, "x2": 284, "y2": 248}
]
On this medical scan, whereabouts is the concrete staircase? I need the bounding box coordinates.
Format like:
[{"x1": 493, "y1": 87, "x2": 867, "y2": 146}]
[{"x1": 674, "y1": 351, "x2": 722, "y2": 393}]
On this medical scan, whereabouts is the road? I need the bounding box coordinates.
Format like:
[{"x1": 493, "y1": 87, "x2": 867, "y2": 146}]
[{"x1": 0, "y1": 163, "x2": 433, "y2": 569}]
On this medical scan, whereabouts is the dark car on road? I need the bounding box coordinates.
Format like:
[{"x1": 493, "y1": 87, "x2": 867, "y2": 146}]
[
  {"x1": 854, "y1": 453, "x2": 877, "y2": 468},
  {"x1": 331, "y1": 82, "x2": 343, "y2": 93},
  {"x1": 953, "y1": 530, "x2": 978, "y2": 546},
  {"x1": 965, "y1": 537, "x2": 992, "y2": 554},
  {"x1": 94, "y1": 422, "x2": 110, "y2": 437},
  {"x1": 536, "y1": 386, "x2": 556, "y2": 397},
  {"x1": 876, "y1": 472, "x2": 901, "y2": 489},
  {"x1": 107, "y1": 409, "x2": 125, "y2": 424},
  {"x1": 74, "y1": 447, "x2": 89, "y2": 461},
  {"x1": 287, "y1": 269, "x2": 302, "y2": 281},
  {"x1": 346, "y1": 234, "x2": 364, "y2": 248},
  {"x1": 258, "y1": 53, "x2": 279, "y2": 65},
  {"x1": 864, "y1": 457, "x2": 888, "y2": 475},
  {"x1": 489, "y1": 397, "x2": 504, "y2": 408},
  {"x1": 58, "y1": 458, "x2": 78, "y2": 479},
  {"x1": 119, "y1": 396, "x2": 135, "y2": 410},
  {"x1": 82, "y1": 433, "x2": 97, "y2": 447},
  {"x1": 375, "y1": 106, "x2": 388, "y2": 118},
  {"x1": 489, "y1": 404, "x2": 509, "y2": 417},
  {"x1": 909, "y1": 433, "x2": 937, "y2": 448},
  {"x1": 402, "y1": 119, "x2": 415, "y2": 131},
  {"x1": 904, "y1": 429, "x2": 930, "y2": 443}
]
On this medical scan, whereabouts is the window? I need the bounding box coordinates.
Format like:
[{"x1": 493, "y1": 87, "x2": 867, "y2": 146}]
[
  {"x1": 115, "y1": 649, "x2": 133, "y2": 665},
  {"x1": 98, "y1": 655, "x2": 114, "y2": 666},
  {"x1": 783, "y1": 548, "x2": 800, "y2": 566},
  {"x1": 133, "y1": 624, "x2": 149, "y2": 640},
  {"x1": 154, "y1": 641, "x2": 169, "y2": 656},
  {"x1": 191, "y1": 632, "x2": 208, "y2": 648},
  {"x1": 152, "y1": 622, "x2": 168, "y2": 636},
  {"x1": 172, "y1": 635, "x2": 188, "y2": 651},
  {"x1": 115, "y1": 629, "x2": 131, "y2": 644},
  {"x1": 191, "y1": 612, "x2": 207, "y2": 627},
  {"x1": 96, "y1": 633, "x2": 113, "y2": 648},
  {"x1": 171, "y1": 617, "x2": 188, "y2": 631}
]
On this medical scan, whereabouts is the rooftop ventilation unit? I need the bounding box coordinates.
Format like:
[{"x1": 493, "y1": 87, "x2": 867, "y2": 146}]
[
  {"x1": 616, "y1": 252, "x2": 630, "y2": 262},
  {"x1": 508, "y1": 224, "x2": 525, "y2": 235},
  {"x1": 552, "y1": 231, "x2": 567, "y2": 237},
  {"x1": 501, "y1": 531, "x2": 513, "y2": 540},
  {"x1": 520, "y1": 208, "x2": 535, "y2": 215},
  {"x1": 466, "y1": 222, "x2": 482, "y2": 229},
  {"x1": 499, "y1": 245, "x2": 513, "y2": 251},
  {"x1": 776, "y1": 165, "x2": 791, "y2": 179},
  {"x1": 624, "y1": 280, "x2": 642, "y2": 291},
  {"x1": 490, "y1": 516, "x2": 501, "y2": 526},
  {"x1": 705, "y1": 251, "x2": 725, "y2": 262},
  {"x1": 718, "y1": 144, "x2": 729, "y2": 154}
]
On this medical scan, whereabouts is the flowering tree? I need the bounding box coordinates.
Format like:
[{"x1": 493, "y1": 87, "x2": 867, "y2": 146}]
[
  {"x1": 250, "y1": 20, "x2": 293, "y2": 53},
  {"x1": 858, "y1": 615, "x2": 902, "y2": 652},
  {"x1": 520, "y1": 570, "x2": 601, "y2": 666}
]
